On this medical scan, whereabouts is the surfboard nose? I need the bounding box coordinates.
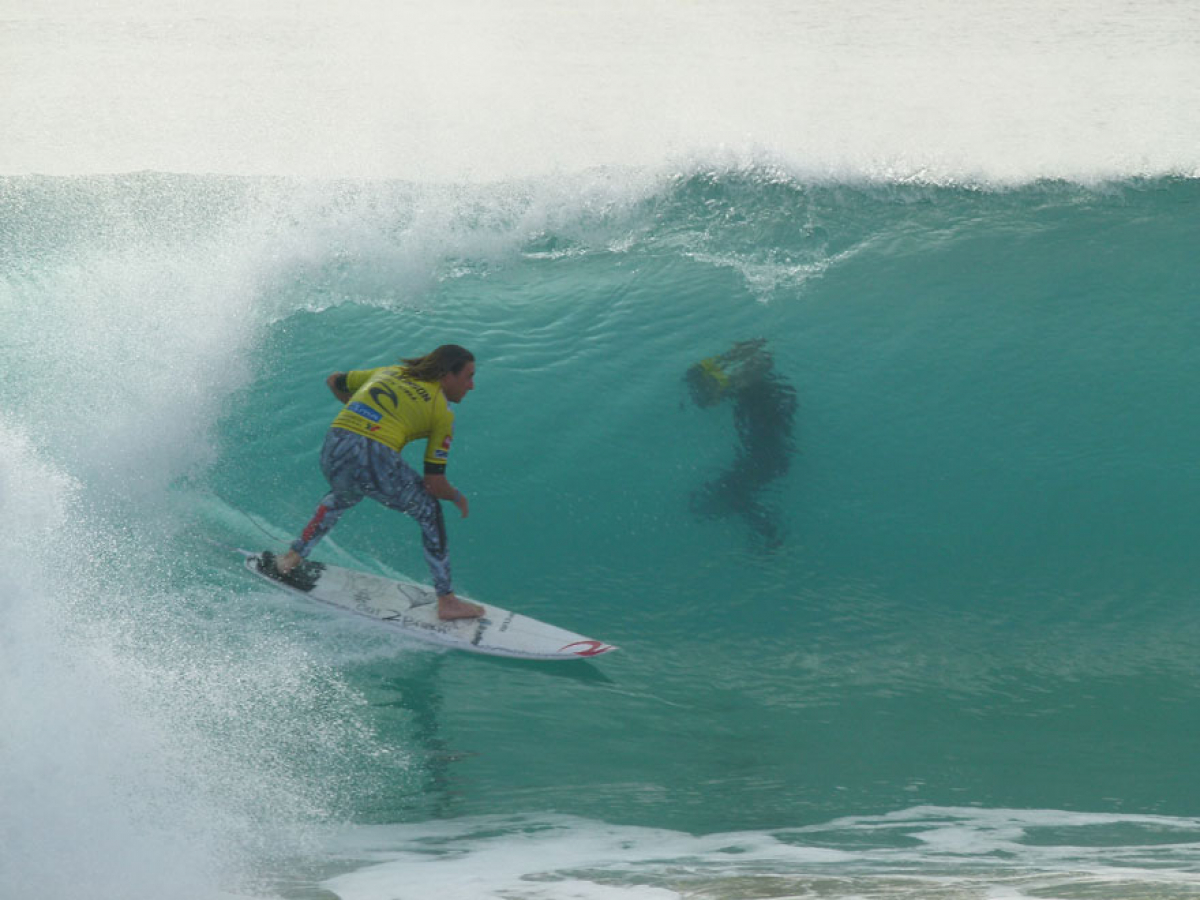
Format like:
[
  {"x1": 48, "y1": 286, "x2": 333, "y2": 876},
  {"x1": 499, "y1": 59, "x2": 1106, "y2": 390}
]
[{"x1": 559, "y1": 640, "x2": 618, "y2": 657}]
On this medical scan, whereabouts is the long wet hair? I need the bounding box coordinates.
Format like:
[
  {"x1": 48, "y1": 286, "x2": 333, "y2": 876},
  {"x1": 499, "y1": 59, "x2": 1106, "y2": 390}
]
[{"x1": 400, "y1": 344, "x2": 475, "y2": 381}]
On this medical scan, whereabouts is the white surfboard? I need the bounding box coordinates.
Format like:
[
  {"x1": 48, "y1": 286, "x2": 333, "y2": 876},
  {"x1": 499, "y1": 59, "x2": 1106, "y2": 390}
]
[{"x1": 240, "y1": 550, "x2": 617, "y2": 661}]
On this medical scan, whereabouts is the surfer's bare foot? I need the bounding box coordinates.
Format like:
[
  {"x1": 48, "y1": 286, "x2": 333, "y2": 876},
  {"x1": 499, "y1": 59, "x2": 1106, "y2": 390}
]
[
  {"x1": 438, "y1": 593, "x2": 485, "y2": 620},
  {"x1": 275, "y1": 550, "x2": 302, "y2": 575}
]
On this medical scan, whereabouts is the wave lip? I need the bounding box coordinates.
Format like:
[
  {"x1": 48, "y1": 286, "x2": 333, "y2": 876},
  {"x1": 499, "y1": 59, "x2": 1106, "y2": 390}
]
[{"x1": 4, "y1": 0, "x2": 1199, "y2": 184}]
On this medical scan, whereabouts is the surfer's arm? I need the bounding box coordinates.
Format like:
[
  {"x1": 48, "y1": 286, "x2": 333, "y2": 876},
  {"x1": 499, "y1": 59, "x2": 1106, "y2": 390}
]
[
  {"x1": 424, "y1": 475, "x2": 469, "y2": 518},
  {"x1": 423, "y1": 473, "x2": 469, "y2": 518},
  {"x1": 327, "y1": 372, "x2": 352, "y2": 404}
]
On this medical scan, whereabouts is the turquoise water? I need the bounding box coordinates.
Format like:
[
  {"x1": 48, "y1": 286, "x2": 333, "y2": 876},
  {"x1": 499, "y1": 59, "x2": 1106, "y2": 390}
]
[
  {"x1": 4, "y1": 171, "x2": 1200, "y2": 899},
  {"x1": 6, "y1": 0, "x2": 1200, "y2": 896}
]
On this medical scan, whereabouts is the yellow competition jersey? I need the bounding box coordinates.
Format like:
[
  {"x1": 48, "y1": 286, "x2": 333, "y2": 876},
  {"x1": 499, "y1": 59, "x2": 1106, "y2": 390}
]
[{"x1": 330, "y1": 367, "x2": 455, "y2": 472}]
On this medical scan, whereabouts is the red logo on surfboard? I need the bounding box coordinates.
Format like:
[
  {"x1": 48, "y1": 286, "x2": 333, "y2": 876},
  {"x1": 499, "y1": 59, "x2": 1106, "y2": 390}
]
[{"x1": 559, "y1": 640, "x2": 616, "y2": 657}]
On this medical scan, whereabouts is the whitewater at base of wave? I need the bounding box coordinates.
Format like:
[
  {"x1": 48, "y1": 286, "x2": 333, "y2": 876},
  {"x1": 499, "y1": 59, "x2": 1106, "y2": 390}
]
[{"x1": 296, "y1": 807, "x2": 1200, "y2": 900}]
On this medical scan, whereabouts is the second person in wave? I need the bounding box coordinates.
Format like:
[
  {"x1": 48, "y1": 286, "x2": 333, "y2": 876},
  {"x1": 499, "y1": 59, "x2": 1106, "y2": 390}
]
[{"x1": 271, "y1": 344, "x2": 484, "y2": 620}]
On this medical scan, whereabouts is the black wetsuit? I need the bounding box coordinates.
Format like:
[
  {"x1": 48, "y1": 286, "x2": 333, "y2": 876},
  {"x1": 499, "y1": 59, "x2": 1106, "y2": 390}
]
[{"x1": 693, "y1": 371, "x2": 797, "y2": 548}]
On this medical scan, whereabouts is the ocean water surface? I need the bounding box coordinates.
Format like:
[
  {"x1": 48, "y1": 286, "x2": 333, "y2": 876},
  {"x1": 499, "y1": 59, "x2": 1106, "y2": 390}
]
[{"x1": 3, "y1": 2, "x2": 1200, "y2": 899}]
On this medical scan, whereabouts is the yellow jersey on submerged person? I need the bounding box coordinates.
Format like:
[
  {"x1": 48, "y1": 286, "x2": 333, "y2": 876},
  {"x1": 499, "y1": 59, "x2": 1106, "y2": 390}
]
[
  {"x1": 331, "y1": 366, "x2": 455, "y2": 473},
  {"x1": 686, "y1": 338, "x2": 773, "y2": 407},
  {"x1": 687, "y1": 356, "x2": 732, "y2": 406}
]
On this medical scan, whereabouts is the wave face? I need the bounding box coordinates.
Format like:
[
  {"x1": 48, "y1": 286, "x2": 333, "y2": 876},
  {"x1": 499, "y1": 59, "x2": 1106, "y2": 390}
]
[{"x1": 3, "y1": 169, "x2": 1200, "y2": 898}]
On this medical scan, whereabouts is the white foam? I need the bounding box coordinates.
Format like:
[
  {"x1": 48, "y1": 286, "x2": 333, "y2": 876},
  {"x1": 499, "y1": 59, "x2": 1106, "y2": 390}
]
[
  {"x1": 0, "y1": 414, "x2": 380, "y2": 897},
  {"x1": 0, "y1": 419, "x2": 225, "y2": 899},
  {"x1": 3, "y1": 0, "x2": 1197, "y2": 184},
  {"x1": 320, "y1": 808, "x2": 1200, "y2": 900},
  {"x1": 324, "y1": 815, "x2": 847, "y2": 900}
]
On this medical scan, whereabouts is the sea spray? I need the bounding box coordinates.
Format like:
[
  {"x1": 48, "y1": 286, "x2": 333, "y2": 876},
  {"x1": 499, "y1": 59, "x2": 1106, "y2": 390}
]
[{"x1": 0, "y1": 181, "x2": 398, "y2": 897}]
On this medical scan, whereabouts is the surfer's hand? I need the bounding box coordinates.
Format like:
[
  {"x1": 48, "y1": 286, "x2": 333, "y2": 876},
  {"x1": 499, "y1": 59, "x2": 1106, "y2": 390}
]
[{"x1": 424, "y1": 474, "x2": 468, "y2": 517}]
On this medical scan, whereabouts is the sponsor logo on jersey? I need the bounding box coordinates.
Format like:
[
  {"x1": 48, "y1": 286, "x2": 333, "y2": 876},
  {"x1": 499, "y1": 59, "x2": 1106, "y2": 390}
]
[{"x1": 347, "y1": 401, "x2": 382, "y2": 422}]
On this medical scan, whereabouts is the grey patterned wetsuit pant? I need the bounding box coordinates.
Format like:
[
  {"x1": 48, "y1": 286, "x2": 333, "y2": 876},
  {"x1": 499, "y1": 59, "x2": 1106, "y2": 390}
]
[{"x1": 290, "y1": 428, "x2": 453, "y2": 596}]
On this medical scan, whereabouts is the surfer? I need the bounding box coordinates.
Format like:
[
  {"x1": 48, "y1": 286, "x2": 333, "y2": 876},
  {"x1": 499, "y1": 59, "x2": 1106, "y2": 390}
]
[
  {"x1": 266, "y1": 344, "x2": 484, "y2": 620},
  {"x1": 684, "y1": 338, "x2": 797, "y2": 548}
]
